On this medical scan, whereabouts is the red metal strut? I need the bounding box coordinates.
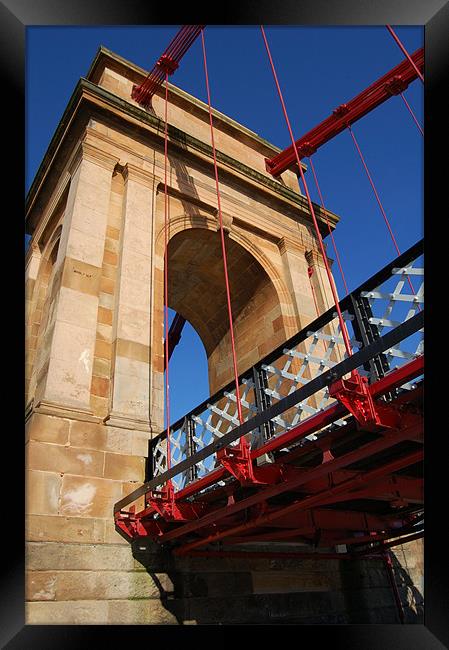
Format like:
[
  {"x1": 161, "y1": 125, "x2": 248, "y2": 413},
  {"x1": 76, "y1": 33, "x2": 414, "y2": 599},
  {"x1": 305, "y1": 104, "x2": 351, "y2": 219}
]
[
  {"x1": 164, "y1": 313, "x2": 186, "y2": 369},
  {"x1": 132, "y1": 25, "x2": 205, "y2": 107},
  {"x1": 265, "y1": 47, "x2": 424, "y2": 177}
]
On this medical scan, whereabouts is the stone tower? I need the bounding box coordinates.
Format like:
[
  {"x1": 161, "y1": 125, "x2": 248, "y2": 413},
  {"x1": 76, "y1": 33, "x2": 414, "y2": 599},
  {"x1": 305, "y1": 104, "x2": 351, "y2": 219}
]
[{"x1": 25, "y1": 47, "x2": 422, "y2": 624}]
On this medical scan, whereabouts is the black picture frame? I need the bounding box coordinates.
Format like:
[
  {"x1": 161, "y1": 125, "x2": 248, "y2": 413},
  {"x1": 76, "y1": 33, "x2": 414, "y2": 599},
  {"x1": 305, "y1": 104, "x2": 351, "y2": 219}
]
[{"x1": 5, "y1": 0, "x2": 448, "y2": 647}]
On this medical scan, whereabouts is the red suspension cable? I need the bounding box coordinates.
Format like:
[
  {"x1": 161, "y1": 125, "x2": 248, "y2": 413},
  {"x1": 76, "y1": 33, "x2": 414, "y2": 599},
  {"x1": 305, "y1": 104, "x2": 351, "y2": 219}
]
[
  {"x1": 399, "y1": 92, "x2": 424, "y2": 136},
  {"x1": 260, "y1": 25, "x2": 353, "y2": 359},
  {"x1": 308, "y1": 158, "x2": 350, "y2": 296},
  {"x1": 347, "y1": 124, "x2": 420, "y2": 303},
  {"x1": 347, "y1": 124, "x2": 401, "y2": 257},
  {"x1": 163, "y1": 71, "x2": 172, "y2": 474},
  {"x1": 200, "y1": 29, "x2": 244, "y2": 425},
  {"x1": 386, "y1": 25, "x2": 424, "y2": 83},
  {"x1": 133, "y1": 25, "x2": 205, "y2": 106}
]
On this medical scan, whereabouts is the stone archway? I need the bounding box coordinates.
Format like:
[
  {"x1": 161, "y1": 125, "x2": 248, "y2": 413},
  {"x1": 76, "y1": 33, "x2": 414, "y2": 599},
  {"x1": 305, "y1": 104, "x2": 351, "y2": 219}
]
[{"x1": 166, "y1": 227, "x2": 286, "y2": 395}]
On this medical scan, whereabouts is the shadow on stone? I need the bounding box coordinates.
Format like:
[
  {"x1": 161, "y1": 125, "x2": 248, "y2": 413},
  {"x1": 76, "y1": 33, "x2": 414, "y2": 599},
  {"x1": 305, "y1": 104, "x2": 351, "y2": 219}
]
[{"x1": 131, "y1": 539, "x2": 423, "y2": 625}]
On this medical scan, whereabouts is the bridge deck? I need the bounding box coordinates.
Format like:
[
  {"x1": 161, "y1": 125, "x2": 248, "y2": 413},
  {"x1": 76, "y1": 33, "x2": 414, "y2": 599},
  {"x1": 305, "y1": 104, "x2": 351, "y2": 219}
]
[{"x1": 114, "y1": 240, "x2": 423, "y2": 557}]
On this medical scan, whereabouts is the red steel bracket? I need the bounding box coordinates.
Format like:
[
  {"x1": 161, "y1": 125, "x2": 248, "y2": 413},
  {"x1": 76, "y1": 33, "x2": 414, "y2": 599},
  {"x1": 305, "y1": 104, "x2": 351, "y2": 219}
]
[
  {"x1": 145, "y1": 481, "x2": 207, "y2": 521},
  {"x1": 329, "y1": 370, "x2": 401, "y2": 431},
  {"x1": 115, "y1": 506, "x2": 149, "y2": 540},
  {"x1": 265, "y1": 48, "x2": 423, "y2": 176},
  {"x1": 157, "y1": 54, "x2": 179, "y2": 76},
  {"x1": 217, "y1": 439, "x2": 287, "y2": 486}
]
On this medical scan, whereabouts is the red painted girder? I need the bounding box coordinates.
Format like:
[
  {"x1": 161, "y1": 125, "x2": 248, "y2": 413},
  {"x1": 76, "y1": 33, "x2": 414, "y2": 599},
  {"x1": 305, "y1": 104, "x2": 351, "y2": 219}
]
[
  {"x1": 227, "y1": 522, "x2": 416, "y2": 546},
  {"x1": 141, "y1": 462, "x2": 422, "y2": 541},
  {"x1": 265, "y1": 48, "x2": 424, "y2": 177},
  {"x1": 313, "y1": 479, "x2": 423, "y2": 507},
  {"x1": 253, "y1": 356, "x2": 423, "y2": 461},
  {"x1": 334, "y1": 527, "x2": 419, "y2": 548},
  {"x1": 285, "y1": 473, "x2": 423, "y2": 504},
  {"x1": 128, "y1": 356, "x2": 423, "y2": 525},
  {"x1": 370, "y1": 357, "x2": 423, "y2": 399},
  {"x1": 177, "y1": 530, "x2": 423, "y2": 559},
  {"x1": 182, "y1": 550, "x2": 360, "y2": 560},
  {"x1": 160, "y1": 424, "x2": 421, "y2": 545},
  {"x1": 258, "y1": 507, "x2": 409, "y2": 532},
  {"x1": 173, "y1": 449, "x2": 422, "y2": 553},
  {"x1": 132, "y1": 25, "x2": 205, "y2": 106},
  {"x1": 356, "y1": 530, "x2": 424, "y2": 555}
]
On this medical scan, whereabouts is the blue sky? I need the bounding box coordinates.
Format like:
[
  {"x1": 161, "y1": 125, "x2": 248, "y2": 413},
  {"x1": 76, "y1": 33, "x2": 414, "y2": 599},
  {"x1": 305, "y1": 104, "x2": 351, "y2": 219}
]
[{"x1": 26, "y1": 25, "x2": 423, "y2": 422}]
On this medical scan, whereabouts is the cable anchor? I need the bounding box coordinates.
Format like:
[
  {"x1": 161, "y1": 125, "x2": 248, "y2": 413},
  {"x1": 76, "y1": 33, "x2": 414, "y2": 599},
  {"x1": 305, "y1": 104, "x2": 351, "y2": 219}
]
[{"x1": 329, "y1": 370, "x2": 401, "y2": 431}]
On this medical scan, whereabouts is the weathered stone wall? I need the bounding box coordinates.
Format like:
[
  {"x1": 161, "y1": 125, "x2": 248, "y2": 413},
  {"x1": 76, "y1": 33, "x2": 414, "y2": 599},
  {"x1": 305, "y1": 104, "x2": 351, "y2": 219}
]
[{"x1": 26, "y1": 538, "x2": 423, "y2": 625}]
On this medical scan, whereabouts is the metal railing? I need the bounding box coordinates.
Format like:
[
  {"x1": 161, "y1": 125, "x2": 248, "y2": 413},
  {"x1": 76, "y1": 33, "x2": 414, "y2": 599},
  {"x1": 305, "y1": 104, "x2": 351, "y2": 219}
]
[{"x1": 147, "y1": 239, "x2": 423, "y2": 493}]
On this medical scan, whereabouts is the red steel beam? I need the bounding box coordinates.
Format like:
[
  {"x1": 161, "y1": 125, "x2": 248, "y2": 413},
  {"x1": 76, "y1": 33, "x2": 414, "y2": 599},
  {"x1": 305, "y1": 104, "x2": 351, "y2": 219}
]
[
  {"x1": 247, "y1": 508, "x2": 409, "y2": 533},
  {"x1": 132, "y1": 25, "x2": 205, "y2": 106},
  {"x1": 181, "y1": 528, "x2": 423, "y2": 559},
  {"x1": 356, "y1": 529, "x2": 424, "y2": 555},
  {"x1": 124, "y1": 356, "x2": 423, "y2": 528},
  {"x1": 181, "y1": 550, "x2": 359, "y2": 560},
  {"x1": 226, "y1": 513, "x2": 421, "y2": 546},
  {"x1": 160, "y1": 426, "x2": 421, "y2": 545},
  {"x1": 265, "y1": 48, "x2": 424, "y2": 177},
  {"x1": 173, "y1": 449, "x2": 422, "y2": 554}
]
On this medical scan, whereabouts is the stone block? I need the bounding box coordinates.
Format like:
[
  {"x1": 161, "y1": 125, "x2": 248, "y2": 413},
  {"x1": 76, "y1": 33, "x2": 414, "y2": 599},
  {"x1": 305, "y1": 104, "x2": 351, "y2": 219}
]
[
  {"x1": 43, "y1": 356, "x2": 92, "y2": 408},
  {"x1": 97, "y1": 323, "x2": 113, "y2": 342},
  {"x1": 61, "y1": 258, "x2": 102, "y2": 297},
  {"x1": 26, "y1": 600, "x2": 109, "y2": 624},
  {"x1": 121, "y1": 220, "x2": 152, "y2": 257},
  {"x1": 115, "y1": 339, "x2": 150, "y2": 364},
  {"x1": 105, "y1": 237, "x2": 119, "y2": 254},
  {"x1": 67, "y1": 226, "x2": 106, "y2": 269},
  {"x1": 26, "y1": 514, "x2": 104, "y2": 543},
  {"x1": 106, "y1": 599, "x2": 178, "y2": 624},
  {"x1": 131, "y1": 431, "x2": 150, "y2": 457},
  {"x1": 53, "y1": 570, "x2": 166, "y2": 600},
  {"x1": 26, "y1": 413, "x2": 70, "y2": 445},
  {"x1": 90, "y1": 395, "x2": 109, "y2": 417},
  {"x1": 94, "y1": 339, "x2": 112, "y2": 360},
  {"x1": 98, "y1": 306, "x2": 113, "y2": 326},
  {"x1": 51, "y1": 319, "x2": 96, "y2": 366},
  {"x1": 104, "y1": 518, "x2": 130, "y2": 545},
  {"x1": 117, "y1": 275, "x2": 151, "y2": 312},
  {"x1": 116, "y1": 304, "x2": 150, "y2": 346},
  {"x1": 112, "y1": 370, "x2": 149, "y2": 420},
  {"x1": 27, "y1": 440, "x2": 104, "y2": 477},
  {"x1": 91, "y1": 375, "x2": 110, "y2": 398},
  {"x1": 59, "y1": 475, "x2": 122, "y2": 518},
  {"x1": 103, "y1": 250, "x2": 118, "y2": 266},
  {"x1": 101, "y1": 263, "x2": 116, "y2": 280},
  {"x1": 26, "y1": 541, "x2": 135, "y2": 571},
  {"x1": 69, "y1": 420, "x2": 107, "y2": 450},
  {"x1": 26, "y1": 470, "x2": 62, "y2": 516},
  {"x1": 92, "y1": 356, "x2": 111, "y2": 377},
  {"x1": 103, "y1": 452, "x2": 145, "y2": 482},
  {"x1": 120, "y1": 248, "x2": 151, "y2": 285},
  {"x1": 98, "y1": 291, "x2": 114, "y2": 309},
  {"x1": 106, "y1": 226, "x2": 120, "y2": 240},
  {"x1": 26, "y1": 571, "x2": 57, "y2": 601}
]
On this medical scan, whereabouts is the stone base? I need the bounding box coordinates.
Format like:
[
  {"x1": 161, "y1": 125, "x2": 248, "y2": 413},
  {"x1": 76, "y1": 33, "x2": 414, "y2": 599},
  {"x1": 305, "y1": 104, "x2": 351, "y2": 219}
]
[{"x1": 25, "y1": 539, "x2": 424, "y2": 625}]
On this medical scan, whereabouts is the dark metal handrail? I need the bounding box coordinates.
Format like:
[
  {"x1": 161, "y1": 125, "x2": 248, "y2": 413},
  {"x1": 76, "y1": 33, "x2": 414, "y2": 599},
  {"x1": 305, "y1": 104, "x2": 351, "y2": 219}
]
[
  {"x1": 157, "y1": 238, "x2": 423, "y2": 439},
  {"x1": 114, "y1": 308, "x2": 423, "y2": 513}
]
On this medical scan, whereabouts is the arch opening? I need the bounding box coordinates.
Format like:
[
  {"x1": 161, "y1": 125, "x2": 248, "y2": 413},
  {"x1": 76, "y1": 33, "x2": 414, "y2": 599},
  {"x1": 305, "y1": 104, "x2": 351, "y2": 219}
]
[{"x1": 167, "y1": 228, "x2": 286, "y2": 395}]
